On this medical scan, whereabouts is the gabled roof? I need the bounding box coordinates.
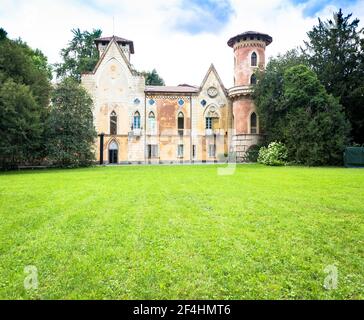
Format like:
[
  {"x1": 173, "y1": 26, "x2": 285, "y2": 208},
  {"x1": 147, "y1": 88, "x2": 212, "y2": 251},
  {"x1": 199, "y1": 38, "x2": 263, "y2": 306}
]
[
  {"x1": 95, "y1": 35, "x2": 135, "y2": 54},
  {"x1": 84, "y1": 37, "x2": 135, "y2": 76},
  {"x1": 200, "y1": 64, "x2": 227, "y2": 96}
]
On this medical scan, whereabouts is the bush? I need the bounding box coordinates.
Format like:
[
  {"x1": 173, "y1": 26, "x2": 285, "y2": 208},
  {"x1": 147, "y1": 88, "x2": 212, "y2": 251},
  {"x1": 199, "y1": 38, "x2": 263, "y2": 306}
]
[
  {"x1": 258, "y1": 142, "x2": 288, "y2": 166},
  {"x1": 244, "y1": 145, "x2": 261, "y2": 162}
]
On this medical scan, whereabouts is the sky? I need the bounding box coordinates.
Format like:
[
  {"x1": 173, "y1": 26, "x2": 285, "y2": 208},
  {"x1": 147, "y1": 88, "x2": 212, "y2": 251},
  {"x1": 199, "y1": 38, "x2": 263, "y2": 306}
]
[{"x1": 0, "y1": 0, "x2": 363, "y2": 88}]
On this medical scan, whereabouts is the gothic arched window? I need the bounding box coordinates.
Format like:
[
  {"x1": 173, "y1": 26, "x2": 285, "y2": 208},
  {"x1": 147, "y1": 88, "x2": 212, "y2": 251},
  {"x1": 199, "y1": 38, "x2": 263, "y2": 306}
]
[
  {"x1": 251, "y1": 52, "x2": 257, "y2": 67},
  {"x1": 110, "y1": 111, "x2": 117, "y2": 135},
  {"x1": 178, "y1": 112, "x2": 184, "y2": 135},
  {"x1": 148, "y1": 111, "x2": 156, "y2": 133},
  {"x1": 250, "y1": 112, "x2": 257, "y2": 134},
  {"x1": 250, "y1": 74, "x2": 257, "y2": 85},
  {"x1": 133, "y1": 111, "x2": 141, "y2": 129}
]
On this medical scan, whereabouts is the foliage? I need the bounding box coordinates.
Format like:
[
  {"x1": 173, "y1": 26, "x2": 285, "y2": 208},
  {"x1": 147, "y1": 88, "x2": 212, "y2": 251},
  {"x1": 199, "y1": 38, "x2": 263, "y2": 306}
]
[
  {"x1": 254, "y1": 50, "x2": 308, "y2": 143},
  {"x1": 46, "y1": 78, "x2": 97, "y2": 167},
  {"x1": 244, "y1": 144, "x2": 261, "y2": 163},
  {"x1": 0, "y1": 165, "x2": 363, "y2": 299},
  {"x1": 0, "y1": 30, "x2": 51, "y2": 169},
  {"x1": 141, "y1": 68, "x2": 165, "y2": 85},
  {"x1": 0, "y1": 79, "x2": 42, "y2": 168},
  {"x1": 255, "y1": 62, "x2": 350, "y2": 166},
  {"x1": 54, "y1": 28, "x2": 102, "y2": 82},
  {"x1": 0, "y1": 28, "x2": 7, "y2": 41},
  {"x1": 15, "y1": 38, "x2": 53, "y2": 80},
  {"x1": 302, "y1": 9, "x2": 364, "y2": 144},
  {"x1": 258, "y1": 142, "x2": 287, "y2": 166}
]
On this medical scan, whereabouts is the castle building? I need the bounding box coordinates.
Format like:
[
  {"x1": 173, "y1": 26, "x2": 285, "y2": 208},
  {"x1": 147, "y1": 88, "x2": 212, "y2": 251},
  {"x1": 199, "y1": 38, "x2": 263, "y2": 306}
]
[{"x1": 81, "y1": 31, "x2": 272, "y2": 164}]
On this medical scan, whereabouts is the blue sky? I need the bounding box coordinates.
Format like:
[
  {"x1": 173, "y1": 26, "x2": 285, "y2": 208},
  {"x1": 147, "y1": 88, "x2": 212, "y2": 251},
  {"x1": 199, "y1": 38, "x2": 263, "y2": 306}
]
[
  {"x1": 174, "y1": 0, "x2": 235, "y2": 34},
  {"x1": 290, "y1": 0, "x2": 359, "y2": 17}
]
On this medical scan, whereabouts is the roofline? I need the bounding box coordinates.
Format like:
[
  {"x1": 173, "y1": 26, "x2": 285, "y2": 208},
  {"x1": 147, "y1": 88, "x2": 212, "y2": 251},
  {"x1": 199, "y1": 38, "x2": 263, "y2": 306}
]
[
  {"x1": 199, "y1": 63, "x2": 228, "y2": 97},
  {"x1": 82, "y1": 37, "x2": 136, "y2": 76},
  {"x1": 95, "y1": 36, "x2": 135, "y2": 54},
  {"x1": 228, "y1": 32, "x2": 272, "y2": 47}
]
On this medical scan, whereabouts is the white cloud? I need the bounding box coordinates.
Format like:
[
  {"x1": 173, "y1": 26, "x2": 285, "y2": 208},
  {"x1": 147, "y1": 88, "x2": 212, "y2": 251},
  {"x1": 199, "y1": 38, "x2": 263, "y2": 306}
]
[{"x1": 0, "y1": 0, "x2": 363, "y2": 88}]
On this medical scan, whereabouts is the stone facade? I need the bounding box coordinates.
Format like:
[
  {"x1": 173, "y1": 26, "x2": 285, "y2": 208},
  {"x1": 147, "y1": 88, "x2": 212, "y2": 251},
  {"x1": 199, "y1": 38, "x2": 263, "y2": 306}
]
[{"x1": 81, "y1": 31, "x2": 272, "y2": 164}]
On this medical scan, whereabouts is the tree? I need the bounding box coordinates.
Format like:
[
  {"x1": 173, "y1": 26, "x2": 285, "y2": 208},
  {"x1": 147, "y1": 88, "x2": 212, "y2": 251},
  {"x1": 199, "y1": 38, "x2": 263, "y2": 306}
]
[
  {"x1": 0, "y1": 79, "x2": 42, "y2": 168},
  {"x1": 141, "y1": 69, "x2": 165, "y2": 85},
  {"x1": 15, "y1": 39, "x2": 53, "y2": 80},
  {"x1": 46, "y1": 78, "x2": 97, "y2": 167},
  {"x1": 254, "y1": 50, "x2": 307, "y2": 142},
  {"x1": 0, "y1": 29, "x2": 51, "y2": 168},
  {"x1": 302, "y1": 9, "x2": 364, "y2": 144},
  {"x1": 255, "y1": 64, "x2": 350, "y2": 166},
  {"x1": 55, "y1": 28, "x2": 102, "y2": 82}
]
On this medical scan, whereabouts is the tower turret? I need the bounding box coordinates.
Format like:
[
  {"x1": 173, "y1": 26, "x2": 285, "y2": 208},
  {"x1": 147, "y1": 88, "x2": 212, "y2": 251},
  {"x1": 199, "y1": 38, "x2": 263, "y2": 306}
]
[
  {"x1": 227, "y1": 31, "x2": 272, "y2": 162},
  {"x1": 94, "y1": 36, "x2": 135, "y2": 61}
]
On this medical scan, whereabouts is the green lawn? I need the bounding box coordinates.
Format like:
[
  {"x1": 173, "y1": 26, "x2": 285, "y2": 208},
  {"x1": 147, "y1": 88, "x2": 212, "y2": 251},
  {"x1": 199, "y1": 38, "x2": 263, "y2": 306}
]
[{"x1": 0, "y1": 164, "x2": 363, "y2": 299}]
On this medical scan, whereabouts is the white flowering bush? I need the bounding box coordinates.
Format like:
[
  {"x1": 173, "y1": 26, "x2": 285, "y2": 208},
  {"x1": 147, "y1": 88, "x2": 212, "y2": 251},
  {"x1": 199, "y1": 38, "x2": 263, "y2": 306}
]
[{"x1": 258, "y1": 142, "x2": 288, "y2": 166}]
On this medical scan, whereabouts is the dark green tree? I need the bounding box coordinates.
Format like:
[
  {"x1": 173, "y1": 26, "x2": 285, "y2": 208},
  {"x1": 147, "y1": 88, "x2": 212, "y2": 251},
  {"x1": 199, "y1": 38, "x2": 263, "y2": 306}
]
[
  {"x1": 0, "y1": 29, "x2": 51, "y2": 168},
  {"x1": 141, "y1": 69, "x2": 165, "y2": 85},
  {"x1": 0, "y1": 79, "x2": 42, "y2": 168},
  {"x1": 46, "y1": 78, "x2": 97, "y2": 167},
  {"x1": 255, "y1": 64, "x2": 350, "y2": 166},
  {"x1": 15, "y1": 39, "x2": 53, "y2": 80},
  {"x1": 302, "y1": 9, "x2": 364, "y2": 143},
  {"x1": 55, "y1": 28, "x2": 102, "y2": 82},
  {"x1": 254, "y1": 49, "x2": 307, "y2": 142}
]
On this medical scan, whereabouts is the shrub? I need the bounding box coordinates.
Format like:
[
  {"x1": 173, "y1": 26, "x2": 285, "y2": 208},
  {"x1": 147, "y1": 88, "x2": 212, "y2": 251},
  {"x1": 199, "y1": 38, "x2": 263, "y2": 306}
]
[
  {"x1": 244, "y1": 145, "x2": 261, "y2": 162},
  {"x1": 258, "y1": 142, "x2": 288, "y2": 166}
]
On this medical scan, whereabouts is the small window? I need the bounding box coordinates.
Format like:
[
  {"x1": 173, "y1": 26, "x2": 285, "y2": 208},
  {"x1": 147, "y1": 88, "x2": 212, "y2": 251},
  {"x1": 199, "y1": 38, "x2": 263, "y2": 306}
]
[
  {"x1": 192, "y1": 145, "x2": 196, "y2": 159},
  {"x1": 178, "y1": 144, "x2": 184, "y2": 158},
  {"x1": 206, "y1": 117, "x2": 212, "y2": 129},
  {"x1": 250, "y1": 112, "x2": 257, "y2": 134},
  {"x1": 148, "y1": 111, "x2": 156, "y2": 134},
  {"x1": 110, "y1": 111, "x2": 117, "y2": 135},
  {"x1": 250, "y1": 74, "x2": 257, "y2": 85},
  {"x1": 201, "y1": 99, "x2": 207, "y2": 107},
  {"x1": 133, "y1": 111, "x2": 141, "y2": 129},
  {"x1": 208, "y1": 145, "x2": 216, "y2": 157},
  {"x1": 178, "y1": 112, "x2": 184, "y2": 135},
  {"x1": 178, "y1": 99, "x2": 184, "y2": 106},
  {"x1": 251, "y1": 52, "x2": 257, "y2": 67}
]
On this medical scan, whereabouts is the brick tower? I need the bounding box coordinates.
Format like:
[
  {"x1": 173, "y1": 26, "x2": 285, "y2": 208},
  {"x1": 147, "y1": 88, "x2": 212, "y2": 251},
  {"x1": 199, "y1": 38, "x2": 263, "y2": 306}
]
[{"x1": 227, "y1": 31, "x2": 272, "y2": 162}]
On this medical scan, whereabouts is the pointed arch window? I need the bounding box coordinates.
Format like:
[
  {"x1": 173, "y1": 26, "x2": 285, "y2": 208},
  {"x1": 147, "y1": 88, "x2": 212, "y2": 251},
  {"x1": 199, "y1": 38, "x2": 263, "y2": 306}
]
[
  {"x1": 133, "y1": 111, "x2": 141, "y2": 129},
  {"x1": 250, "y1": 74, "x2": 257, "y2": 85},
  {"x1": 148, "y1": 111, "x2": 156, "y2": 134},
  {"x1": 110, "y1": 111, "x2": 117, "y2": 135},
  {"x1": 251, "y1": 52, "x2": 257, "y2": 66},
  {"x1": 250, "y1": 112, "x2": 257, "y2": 134},
  {"x1": 178, "y1": 112, "x2": 184, "y2": 135}
]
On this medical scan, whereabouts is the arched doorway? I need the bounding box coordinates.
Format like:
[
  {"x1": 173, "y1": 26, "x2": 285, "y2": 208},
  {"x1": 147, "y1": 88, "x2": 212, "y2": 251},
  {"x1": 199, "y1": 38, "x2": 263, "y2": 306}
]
[{"x1": 108, "y1": 140, "x2": 118, "y2": 164}]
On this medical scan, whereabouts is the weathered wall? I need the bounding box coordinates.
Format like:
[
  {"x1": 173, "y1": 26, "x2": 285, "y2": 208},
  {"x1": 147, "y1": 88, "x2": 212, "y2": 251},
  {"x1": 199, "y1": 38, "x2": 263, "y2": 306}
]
[{"x1": 233, "y1": 40, "x2": 266, "y2": 86}]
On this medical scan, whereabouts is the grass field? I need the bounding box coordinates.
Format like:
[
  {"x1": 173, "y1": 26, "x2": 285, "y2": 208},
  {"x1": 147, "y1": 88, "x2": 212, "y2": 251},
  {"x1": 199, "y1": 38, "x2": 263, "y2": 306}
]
[{"x1": 0, "y1": 164, "x2": 363, "y2": 299}]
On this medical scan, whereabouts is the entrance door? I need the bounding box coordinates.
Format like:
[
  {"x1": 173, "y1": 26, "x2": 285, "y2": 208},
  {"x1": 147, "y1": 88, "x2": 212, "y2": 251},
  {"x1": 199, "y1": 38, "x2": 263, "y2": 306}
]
[{"x1": 108, "y1": 141, "x2": 118, "y2": 164}]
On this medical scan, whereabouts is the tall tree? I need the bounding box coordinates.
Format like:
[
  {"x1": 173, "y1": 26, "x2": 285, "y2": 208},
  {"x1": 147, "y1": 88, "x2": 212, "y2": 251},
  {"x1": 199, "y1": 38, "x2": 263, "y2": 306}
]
[
  {"x1": 141, "y1": 69, "x2": 165, "y2": 85},
  {"x1": 55, "y1": 28, "x2": 102, "y2": 82},
  {"x1": 302, "y1": 9, "x2": 364, "y2": 144},
  {"x1": 255, "y1": 64, "x2": 350, "y2": 166},
  {"x1": 15, "y1": 38, "x2": 53, "y2": 80},
  {"x1": 254, "y1": 50, "x2": 307, "y2": 142},
  {"x1": 46, "y1": 78, "x2": 97, "y2": 167},
  {"x1": 0, "y1": 29, "x2": 51, "y2": 168}
]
